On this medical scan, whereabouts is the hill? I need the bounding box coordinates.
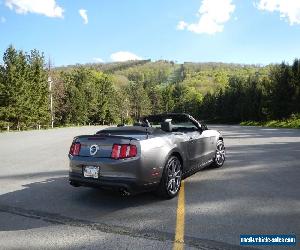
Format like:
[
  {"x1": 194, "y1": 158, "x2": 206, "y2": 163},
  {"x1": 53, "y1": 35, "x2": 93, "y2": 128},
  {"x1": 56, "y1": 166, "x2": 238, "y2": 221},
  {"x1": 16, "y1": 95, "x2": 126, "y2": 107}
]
[
  {"x1": 55, "y1": 60, "x2": 270, "y2": 95},
  {"x1": 1, "y1": 45, "x2": 299, "y2": 130}
]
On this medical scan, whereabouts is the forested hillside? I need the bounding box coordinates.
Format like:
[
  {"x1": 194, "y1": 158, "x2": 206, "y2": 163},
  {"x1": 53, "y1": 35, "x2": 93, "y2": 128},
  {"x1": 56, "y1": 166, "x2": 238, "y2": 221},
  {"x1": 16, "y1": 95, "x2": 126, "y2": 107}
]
[{"x1": 0, "y1": 45, "x2": 299, "y2": 130}]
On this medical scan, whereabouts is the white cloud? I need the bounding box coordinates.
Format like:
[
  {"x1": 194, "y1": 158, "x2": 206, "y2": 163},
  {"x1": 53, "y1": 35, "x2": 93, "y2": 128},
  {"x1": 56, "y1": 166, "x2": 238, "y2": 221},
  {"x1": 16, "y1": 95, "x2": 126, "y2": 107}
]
[
  {"x1": 255, "y1": 0, "x2": 300, "y2": 25},
  {"x1": 93, "y1": 57, "x2": 104, "y2": 63},
  {"x1": 79, "y1": 9, "x2": 88, "y2": 24},
  {"x1": 1, "y1": 17, "x2": 6, "y2": 23},
  {"x1": 177, "y1": 0, "x2": 235, "y2": 35},
  {"x1": 5, "y1": 0, "x2": 63, "y2": 18},
  {"x1": 110, "y1": 51, "x2": 142, "y2": 62},
  {"x1": 177, "y1": 20, "x2": 188, "y2": 30}
]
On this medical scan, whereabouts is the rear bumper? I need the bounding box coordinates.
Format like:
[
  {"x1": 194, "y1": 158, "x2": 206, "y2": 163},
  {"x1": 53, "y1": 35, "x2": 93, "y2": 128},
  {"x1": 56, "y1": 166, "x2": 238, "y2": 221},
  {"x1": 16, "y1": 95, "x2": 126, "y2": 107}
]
[
  {"x1": 68, "y1": 156, "x2": 160, "y2": 193},
  {"x1": 69, "y1": 172, "x2": 145, "y2": 192}
]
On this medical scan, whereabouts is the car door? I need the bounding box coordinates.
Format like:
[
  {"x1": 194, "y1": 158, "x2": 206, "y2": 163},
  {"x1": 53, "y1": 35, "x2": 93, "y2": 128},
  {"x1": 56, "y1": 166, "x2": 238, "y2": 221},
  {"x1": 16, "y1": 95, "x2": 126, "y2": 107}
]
[
  {"x1": 187, "y1": 128, "x2": 215, "y2": 168},
  {"x1": 199, "y1": 130, "x2": 216, "y2": 163},
  {"x1": 186, "y1": 131, "x2": 199, "y2": 168},
  {"x1": 186, "y1": 130, "x2": 207, "y2": 168}
]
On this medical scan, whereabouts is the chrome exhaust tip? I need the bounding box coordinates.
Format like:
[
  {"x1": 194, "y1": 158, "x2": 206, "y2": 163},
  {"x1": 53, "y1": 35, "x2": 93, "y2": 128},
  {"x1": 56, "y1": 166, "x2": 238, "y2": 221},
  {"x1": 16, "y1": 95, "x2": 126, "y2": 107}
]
[{"x1": 119, "y1": 188, "x2": 131, "y2": 196}]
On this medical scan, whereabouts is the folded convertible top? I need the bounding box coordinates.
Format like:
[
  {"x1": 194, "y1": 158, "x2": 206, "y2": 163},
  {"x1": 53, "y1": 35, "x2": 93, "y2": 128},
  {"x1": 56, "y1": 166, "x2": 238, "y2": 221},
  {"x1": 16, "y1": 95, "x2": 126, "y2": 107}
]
[{"x1": 96, "y1": 126, "x2": 161, "y2": 135}]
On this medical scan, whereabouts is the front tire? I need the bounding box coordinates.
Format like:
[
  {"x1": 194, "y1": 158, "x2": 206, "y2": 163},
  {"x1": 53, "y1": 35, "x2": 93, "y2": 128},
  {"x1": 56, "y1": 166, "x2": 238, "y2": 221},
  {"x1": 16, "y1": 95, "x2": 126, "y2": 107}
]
[
  {"x1": 156, "y1": 156, "x2": 182, "y2": 199},
  {"x1": 211, "y1": 139, "x2": 226, "y2": 168}
]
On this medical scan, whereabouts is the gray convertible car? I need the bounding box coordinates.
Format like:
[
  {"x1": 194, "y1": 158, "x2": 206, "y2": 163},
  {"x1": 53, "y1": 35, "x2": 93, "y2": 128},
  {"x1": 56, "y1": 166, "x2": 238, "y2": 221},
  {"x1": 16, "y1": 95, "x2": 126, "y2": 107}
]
[{"x1": 68, "y1": 113, "x2": 225, "y2": 198}]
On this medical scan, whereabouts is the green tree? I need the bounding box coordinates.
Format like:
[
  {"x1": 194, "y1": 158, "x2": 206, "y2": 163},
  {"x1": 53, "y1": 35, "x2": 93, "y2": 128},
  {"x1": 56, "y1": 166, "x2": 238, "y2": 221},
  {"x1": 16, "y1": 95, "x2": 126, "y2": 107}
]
[
  {"x1": 161, "y1": 84, "x2": 175, "y2": 113},
  {"x1": 126, "y1": 81, "x2": 151, "y2": 119},
  {"x1": 0, "y1": 46, "x2": 49, "y2": 129},
  {"x1": 148, "y1": 85, "x2": 163, "y2": 115},
  {"x1": 291, "y1": 59, "x2": 300, "y2": 114},
  {"x1": 268, "y1": 63, "x2": 294, "y2": 119},
  {"x1": 27, "y1": 49, "x2": 50, "y2": 125},
  {"x1": 200, "y1": 92, "x2": 216, "y2": 120},
  {"x1": 56, "y1": 67, "x2": 118, "y2": 125},
  {"x1": 91, "y1": 72, "x2": 115, "y2": 124}
]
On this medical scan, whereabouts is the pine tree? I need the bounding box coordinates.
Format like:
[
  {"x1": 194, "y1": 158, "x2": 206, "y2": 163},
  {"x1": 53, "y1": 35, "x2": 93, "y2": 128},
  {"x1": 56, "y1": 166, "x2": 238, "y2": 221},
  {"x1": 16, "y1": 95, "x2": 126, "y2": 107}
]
[
  {"x1": 28, "y1": 49, "x2": 50, "y2": 126},
  {"x1": 0, "y1": 46, "x2": 30, "y2": 129}
]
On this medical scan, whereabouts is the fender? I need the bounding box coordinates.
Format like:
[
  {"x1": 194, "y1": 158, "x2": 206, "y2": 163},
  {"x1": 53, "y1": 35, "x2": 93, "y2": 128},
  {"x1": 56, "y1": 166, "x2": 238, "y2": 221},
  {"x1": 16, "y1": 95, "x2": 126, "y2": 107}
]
[{"x1": 163, "y1": 147, "x2": 187, "y2": 171}]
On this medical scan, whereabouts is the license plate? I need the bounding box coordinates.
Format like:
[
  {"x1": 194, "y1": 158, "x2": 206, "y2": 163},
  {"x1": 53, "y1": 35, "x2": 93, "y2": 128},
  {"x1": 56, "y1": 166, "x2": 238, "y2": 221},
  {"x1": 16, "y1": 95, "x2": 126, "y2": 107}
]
[{"x1": 83, "y1": 166, "x2": 99, "y2": 179}]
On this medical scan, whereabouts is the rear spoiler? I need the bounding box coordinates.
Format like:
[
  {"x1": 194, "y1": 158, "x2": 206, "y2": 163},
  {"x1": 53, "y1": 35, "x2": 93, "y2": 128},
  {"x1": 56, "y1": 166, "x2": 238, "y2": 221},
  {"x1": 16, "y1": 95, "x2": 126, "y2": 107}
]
[{"x1": 75, "y1": 134, "x2": 139, "y2": 141}]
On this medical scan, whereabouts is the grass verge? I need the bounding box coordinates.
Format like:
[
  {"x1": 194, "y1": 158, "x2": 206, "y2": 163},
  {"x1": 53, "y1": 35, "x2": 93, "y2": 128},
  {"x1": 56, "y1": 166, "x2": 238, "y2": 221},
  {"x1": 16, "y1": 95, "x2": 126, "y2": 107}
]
[{"x1": 240, "y1": 116, "x2": 300, "y2": 129}]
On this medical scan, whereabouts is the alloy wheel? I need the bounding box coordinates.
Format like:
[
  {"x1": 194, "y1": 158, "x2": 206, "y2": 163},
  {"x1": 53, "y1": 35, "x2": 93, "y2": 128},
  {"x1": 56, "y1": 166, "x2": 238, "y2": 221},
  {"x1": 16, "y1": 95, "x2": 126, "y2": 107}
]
[
  {"x1": 215, "y1": 141, "x2": 226, "y2": 166},
  {"x1": 166, "y1": 158, "x2": 182, "y2": 195}
]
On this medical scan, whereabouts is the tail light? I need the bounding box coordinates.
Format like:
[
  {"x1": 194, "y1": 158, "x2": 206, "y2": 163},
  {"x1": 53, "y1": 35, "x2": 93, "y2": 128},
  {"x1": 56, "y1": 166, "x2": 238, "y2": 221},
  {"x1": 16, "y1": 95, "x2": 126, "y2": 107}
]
[
  {"x1": 69, "y1": 142, "x2": 81, "y2": 156},
  {"x1": 111, "y1": 144, "x2": 137, "y2": 159}
]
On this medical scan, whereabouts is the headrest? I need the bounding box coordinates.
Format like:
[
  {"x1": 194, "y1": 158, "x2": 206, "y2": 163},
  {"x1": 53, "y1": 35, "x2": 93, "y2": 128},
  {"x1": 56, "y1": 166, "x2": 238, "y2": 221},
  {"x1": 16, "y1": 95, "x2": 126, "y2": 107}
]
[{"x1": 161, "y1": 121, "x2": 172, "y2": 132}]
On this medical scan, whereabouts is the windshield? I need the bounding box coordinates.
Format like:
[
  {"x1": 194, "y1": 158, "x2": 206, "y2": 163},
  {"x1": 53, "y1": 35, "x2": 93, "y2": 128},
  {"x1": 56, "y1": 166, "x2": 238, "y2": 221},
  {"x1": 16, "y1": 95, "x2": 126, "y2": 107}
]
[{"x1": 143, "y1": 114, "x2": 199, "y2": 132}]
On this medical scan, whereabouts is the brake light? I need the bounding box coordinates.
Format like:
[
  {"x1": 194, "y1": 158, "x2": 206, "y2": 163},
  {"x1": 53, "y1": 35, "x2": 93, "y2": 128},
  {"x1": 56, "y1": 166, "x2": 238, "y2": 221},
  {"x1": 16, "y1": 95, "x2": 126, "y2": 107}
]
[
  {"x1": 111, "y1": 144, "x2": 137, "y2": 159},
  {"x1": 129, "y1": 144, "x2": 137, "y2": 157},
  {"x1": 69, "y1": 142, "x2": 81, "y2": 156},
  {"x1": 120, "y1": 145, "x2": 128, "y2": 158},
  {"x1": 111, "y1": 144, "x2": 121, "y2": 159}
]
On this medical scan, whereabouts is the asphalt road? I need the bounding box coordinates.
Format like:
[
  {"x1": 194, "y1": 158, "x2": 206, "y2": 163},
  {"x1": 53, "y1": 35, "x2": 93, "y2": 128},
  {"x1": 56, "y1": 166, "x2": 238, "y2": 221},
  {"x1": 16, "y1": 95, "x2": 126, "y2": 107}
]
[{"x1": 0, "y1": 125, "x2": 299, "y2": 250}]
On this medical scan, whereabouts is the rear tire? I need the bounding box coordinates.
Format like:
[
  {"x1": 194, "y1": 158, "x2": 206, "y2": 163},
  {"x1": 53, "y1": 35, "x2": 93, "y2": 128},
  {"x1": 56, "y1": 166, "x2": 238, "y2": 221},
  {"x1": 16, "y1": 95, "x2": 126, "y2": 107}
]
[
  {"x1": 211, "y1": 139, "x2": 226, "y2": 168},
  {"x1": 155, "y1": 156, "x2": 182, "y2": 199}
]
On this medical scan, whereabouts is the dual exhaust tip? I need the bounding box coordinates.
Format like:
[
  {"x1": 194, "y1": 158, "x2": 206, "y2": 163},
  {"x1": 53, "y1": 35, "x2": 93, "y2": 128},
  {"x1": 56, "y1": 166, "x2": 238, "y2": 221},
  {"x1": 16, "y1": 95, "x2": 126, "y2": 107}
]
[
  {"x1": 70, "y1": 181, "x2": 131, "y2": 196},
  {"x1": 119, "y1": 187, "x2": 131, "y2": 196}
]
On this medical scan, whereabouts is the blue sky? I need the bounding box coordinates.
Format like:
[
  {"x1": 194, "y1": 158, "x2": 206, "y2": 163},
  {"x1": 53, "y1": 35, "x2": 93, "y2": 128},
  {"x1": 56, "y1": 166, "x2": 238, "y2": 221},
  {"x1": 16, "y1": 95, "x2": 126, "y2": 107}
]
[{"x1": 1, "y1": 0, "x2": 300, "y2": 66}]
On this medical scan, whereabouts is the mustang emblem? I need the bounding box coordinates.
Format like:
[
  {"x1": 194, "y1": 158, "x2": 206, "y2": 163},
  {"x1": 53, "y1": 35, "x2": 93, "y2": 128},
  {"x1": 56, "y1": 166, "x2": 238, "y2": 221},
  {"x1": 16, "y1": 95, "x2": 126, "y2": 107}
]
[{"x1": 90, "y1": 144, "x2": 99, "y2": 156}]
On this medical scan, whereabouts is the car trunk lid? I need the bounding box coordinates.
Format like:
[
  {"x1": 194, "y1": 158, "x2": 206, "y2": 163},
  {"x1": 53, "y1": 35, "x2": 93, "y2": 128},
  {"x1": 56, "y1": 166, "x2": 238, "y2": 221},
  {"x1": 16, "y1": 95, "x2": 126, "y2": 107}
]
[{"x1": 75, "y1": 134, "x2": 139, "y2": 158}]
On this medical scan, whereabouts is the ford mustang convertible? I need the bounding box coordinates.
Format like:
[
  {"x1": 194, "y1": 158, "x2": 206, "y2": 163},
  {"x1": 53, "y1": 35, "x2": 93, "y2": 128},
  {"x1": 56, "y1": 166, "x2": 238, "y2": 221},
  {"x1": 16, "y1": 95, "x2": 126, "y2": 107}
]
[{"x1": 68, "y1": 113, "x2": 225, "y2": 198}]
